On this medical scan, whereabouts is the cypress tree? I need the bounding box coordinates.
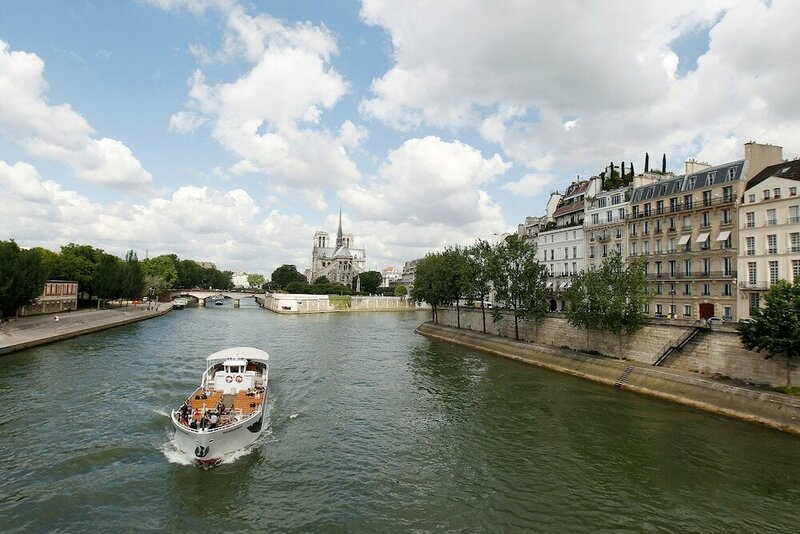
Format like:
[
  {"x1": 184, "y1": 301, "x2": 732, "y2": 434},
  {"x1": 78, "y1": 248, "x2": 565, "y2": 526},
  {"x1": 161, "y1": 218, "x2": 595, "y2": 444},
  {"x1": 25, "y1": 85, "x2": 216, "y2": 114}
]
[
  {"x1": 662, "y1": 154, "x2": 667, "y2": 173},
  {"x1": 630, "y1": 163, "x2": 635, "y2": 178},
  {"x1": 645, "y1": 152, "x2": 649, "y2": 172}
]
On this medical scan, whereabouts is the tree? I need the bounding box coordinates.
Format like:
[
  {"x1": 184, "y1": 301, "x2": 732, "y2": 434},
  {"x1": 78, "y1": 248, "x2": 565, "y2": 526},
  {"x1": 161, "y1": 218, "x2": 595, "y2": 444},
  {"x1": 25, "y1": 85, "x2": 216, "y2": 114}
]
[
  {"x1": 662, "y1": 153, "x2": 667, "y2": 173},
  {"x1": 644, "y1": 152, "x2": 650, "y2": 173},
  {"x1": 247, "y1": 273, "x2": 265, "y2": 288},
  {"x1": 354, "y1": 270, "x2": 382, "y2": 294},
  {"x1": 94, "y1": 253, "x2": 124, "y2": 306},
  {"x1": 271, "y1": 265, "x2": 308, "y2": 289},
  {"x1": 142, "y1": 255, "x2": 178, "y2": 289},
  {"x1": 565, "y1": 254, "x2": 650, "y2": 359},
  {"x1": 122, "y1": 250, "x2": 144, "y2": 301},
  {"x1": 490, "y1": 235, "x2": 543, "y2": 340},
  {"x1": 394, "y1": 284, "x2": 407, "y2": 298},
  {"x1": 411, "y1": 253, "x2": 450, "y2": 323},
  {"x1": 737, "y1": 279, "x2": 800, "y2": 390},
  {"x1": 58, "y1": 243, "x2": 104, "y2": 298},
  {"x1": 465, "y1": 240, "x2": 494, "y2": 334},
  {"x1": 0, "y1": 240, "x2": 47, "y2": 319}
]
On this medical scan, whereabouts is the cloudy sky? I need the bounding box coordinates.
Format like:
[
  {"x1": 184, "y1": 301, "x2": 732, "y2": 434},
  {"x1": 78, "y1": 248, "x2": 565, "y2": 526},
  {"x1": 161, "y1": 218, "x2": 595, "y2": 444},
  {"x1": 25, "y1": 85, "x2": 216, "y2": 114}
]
[{"x1": 1, "y1": 1, "x2": 799, "y2": 276}]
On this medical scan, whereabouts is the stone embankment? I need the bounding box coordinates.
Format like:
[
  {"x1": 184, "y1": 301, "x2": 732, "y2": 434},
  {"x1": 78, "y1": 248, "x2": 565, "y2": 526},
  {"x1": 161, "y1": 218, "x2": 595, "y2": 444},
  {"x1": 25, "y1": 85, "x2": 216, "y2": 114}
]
[
  {"x1": 416, "y1": 322, "x2": 800, "y2": 436},
  {"x1": 258, "y1": 292, "x2": 427, "y2": 314},
  {"x1": 0, "y1": 304, "x2": 172, "y2": 355}
]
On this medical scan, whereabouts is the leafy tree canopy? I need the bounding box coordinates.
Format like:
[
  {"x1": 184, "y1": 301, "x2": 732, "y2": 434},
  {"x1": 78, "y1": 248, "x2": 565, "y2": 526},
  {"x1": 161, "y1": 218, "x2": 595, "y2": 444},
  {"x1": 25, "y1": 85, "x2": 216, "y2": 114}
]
[
  {"x1": 355, "y1": 270, "x2": 383, "y2": 294},
  {"x1": 247, "y1": 273, "x2": 265, "y2": 288},
  {"x1": 271, "y1": 264, "x2": 308, "y2": 289},
  {"x1": 0, "y1": 240, "x2": 47, "y2": 318}
]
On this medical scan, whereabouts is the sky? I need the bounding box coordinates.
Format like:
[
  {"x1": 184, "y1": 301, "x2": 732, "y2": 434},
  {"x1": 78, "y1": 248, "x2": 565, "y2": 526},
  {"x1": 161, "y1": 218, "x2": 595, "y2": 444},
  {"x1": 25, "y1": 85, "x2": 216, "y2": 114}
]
[{"x1": 1, "y1": 0, "x2": 799, "y2": 277}]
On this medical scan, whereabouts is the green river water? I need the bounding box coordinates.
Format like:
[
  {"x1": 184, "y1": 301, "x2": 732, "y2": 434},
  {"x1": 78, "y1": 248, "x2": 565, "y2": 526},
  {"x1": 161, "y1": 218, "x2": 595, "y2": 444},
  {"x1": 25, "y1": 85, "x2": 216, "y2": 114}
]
[{"x1": 1, "y1": 300, "x2": 798, "y2": 532}]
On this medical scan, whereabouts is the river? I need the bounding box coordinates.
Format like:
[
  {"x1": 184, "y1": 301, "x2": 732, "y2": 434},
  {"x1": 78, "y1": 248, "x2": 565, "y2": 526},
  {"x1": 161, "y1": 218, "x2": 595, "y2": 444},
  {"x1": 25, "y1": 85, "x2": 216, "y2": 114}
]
[{"x1": 1, "y1": 300, "x2": 798, "y2": 532}]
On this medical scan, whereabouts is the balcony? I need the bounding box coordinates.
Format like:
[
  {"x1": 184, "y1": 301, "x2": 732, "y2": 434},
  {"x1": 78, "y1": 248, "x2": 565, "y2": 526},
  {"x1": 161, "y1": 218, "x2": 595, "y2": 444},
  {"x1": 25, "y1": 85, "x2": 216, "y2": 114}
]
[
  {"x1": 739, "y1": 281, "x2": 769, "y2": 291},
  {"x1": 647, "y1": 270, "x2": 737, "y2": 281}
]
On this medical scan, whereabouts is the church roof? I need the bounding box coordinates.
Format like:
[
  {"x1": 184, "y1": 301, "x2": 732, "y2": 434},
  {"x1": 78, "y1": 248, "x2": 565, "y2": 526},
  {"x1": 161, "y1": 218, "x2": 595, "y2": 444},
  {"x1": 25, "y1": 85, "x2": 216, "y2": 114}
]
[{"x1": 333, "y1": 246, "x2": 353, "y2": 259}]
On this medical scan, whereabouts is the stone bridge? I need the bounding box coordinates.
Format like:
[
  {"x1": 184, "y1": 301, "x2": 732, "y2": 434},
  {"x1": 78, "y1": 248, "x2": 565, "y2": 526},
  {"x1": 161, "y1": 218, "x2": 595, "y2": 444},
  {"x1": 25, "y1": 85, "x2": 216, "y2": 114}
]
[{"x1": 168, "y1": 290, "x2": 261, "y2": 308}]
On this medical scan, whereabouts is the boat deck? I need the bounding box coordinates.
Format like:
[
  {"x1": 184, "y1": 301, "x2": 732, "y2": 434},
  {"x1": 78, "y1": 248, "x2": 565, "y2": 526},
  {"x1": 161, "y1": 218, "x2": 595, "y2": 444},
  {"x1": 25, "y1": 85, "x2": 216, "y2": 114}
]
[{"x1": 178, "y1": 386, "x2": 265, "y2": 431}]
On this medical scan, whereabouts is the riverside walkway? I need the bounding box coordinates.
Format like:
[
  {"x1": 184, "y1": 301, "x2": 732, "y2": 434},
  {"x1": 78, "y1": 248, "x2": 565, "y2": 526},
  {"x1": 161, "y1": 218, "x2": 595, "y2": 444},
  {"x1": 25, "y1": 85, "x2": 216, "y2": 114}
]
[{"x1": 0, "y1": 303, "x2": 172, "y2": 355}]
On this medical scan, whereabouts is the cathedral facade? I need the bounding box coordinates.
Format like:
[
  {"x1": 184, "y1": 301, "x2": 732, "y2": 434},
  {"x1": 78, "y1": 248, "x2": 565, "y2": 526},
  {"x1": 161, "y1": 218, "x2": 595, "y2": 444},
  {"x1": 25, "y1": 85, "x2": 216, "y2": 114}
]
[{"x1": 309, "y1": 210, "x2": 366, "y2": 287}]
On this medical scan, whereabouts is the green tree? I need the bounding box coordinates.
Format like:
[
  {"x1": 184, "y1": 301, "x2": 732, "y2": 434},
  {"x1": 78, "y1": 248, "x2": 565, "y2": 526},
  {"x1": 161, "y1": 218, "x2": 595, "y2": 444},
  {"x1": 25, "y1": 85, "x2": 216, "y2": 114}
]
[
  {"x1": 565, "y1": 254, "x2": 650, "y2": 359},
  {"x1": 737, "y1": 279, "x2": 800, "y2": 391},
  {"x1": 94, "y1": 253, "x2": 124, "y2": 306},
  {"x1": 247, "y1": 273, "x2": 265, "y2": 288},
  {"x1": 142, "y1": 255, "x2": 178, "y2": 289},
  {"x1": 271, "y1": 264, "x2": 308, "y2": 289},
  {"x1": 411, "y1": 253, "x2": 450, "y2": 323},
  {"x1": 442, "y1": 246, "x2": 472, "y2": 329},
  {"x1": 314, "y1": 276, "x2": 330, "y2": 285},
  {"x1": 394, "y1": 284, "x2": 407, "y2": 298},
  {"x1": 0, "y1": 240, "x2": 47, "y2": 318},
  {"x1": 59, "y1": 243, "x2": 104, "y2": 297},
  {"x1": 354, "y1": 270, "x2": 383, "y2": 294},
  {"x1": 285, "y1": 280, "x2": 311, "y2": 294},
  {"x1": 465, "y1": 239, "x2": 495, "y2": 334},
  {"x1": 490, "y1": 235, "x2": 543, "y2": 340},
  {"x1": 122, "y1": 250, "x2": 144, "y2": 301}
]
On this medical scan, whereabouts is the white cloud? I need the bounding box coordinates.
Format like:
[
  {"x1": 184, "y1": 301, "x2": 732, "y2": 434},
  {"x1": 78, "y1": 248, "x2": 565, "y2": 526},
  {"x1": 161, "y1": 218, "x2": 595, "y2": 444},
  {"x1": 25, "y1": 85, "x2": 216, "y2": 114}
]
[
  {"x1": 341, "y1": 135, "x2": 509, "y2": 230},
  {"x1": 169, "y1": 110, "x2": 207, "y2": 133},
  {"x1": 501, "y1": 173, "x2": 556, "y2": 198},
  {"x1": 0, "y1": 41, "x2": 153, "y2": 191},
  {"x1": 360, "y1": 1, "x2": 800, "y2": 178},
  {"x1": 166, "y1": 2, "x2": 362, "y2": 193}
]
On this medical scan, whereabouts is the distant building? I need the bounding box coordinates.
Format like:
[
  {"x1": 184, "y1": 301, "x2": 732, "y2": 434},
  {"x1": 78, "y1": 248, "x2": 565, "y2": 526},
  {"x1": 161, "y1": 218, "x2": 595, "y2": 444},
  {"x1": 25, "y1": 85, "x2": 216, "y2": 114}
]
[
  {"x1": 231, "y1": 271, "x2": 249, "y2": 287},
  {"x1": 401, "y1": 259, "x2": 420, "y2": 291},
  {"x1": 381, "y1": 266, "x2": 401, "y2": 288},
  {"x1": 20, "y1": 280, "x2": 78, "y2": 316},
  {"x1": 309, "y1": 209, "x2": 366, "y2": 287},
  {"x1": 197, "y1": 261, "x2": 216, "y2": 270}
]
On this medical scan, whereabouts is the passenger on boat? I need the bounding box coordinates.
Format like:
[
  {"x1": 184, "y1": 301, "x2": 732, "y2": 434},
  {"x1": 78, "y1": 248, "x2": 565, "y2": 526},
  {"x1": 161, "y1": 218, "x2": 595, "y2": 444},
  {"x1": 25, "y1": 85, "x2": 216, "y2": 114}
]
[{"x1": 209, "y1": 413, "x2": 218, "y2": 429}]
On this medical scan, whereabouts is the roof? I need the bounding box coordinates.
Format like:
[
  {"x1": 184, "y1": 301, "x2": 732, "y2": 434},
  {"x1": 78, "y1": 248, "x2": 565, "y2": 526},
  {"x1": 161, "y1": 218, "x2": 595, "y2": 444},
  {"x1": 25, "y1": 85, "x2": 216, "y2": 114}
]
[
  {"x1": 745, "y1": 159, "x2": 800, "y2": 191},
  {"x1": 553, "y1": 199, "x2": 585, "y2": 218},
  {"x1": 630, "y1": 160, "x2": 745, "y2": 203},
  {"x1": 333, "y1": 245, "x2": 353, "y2": 259},
  {"x1": 206, "y1": 347, "x2": 270, "y2": 364}
]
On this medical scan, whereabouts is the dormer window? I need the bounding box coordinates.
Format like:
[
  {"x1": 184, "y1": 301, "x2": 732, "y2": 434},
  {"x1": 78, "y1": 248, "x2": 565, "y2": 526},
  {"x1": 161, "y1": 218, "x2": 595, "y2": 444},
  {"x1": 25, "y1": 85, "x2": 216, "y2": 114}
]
[
  {"x1": 727, "y1": 167, "x2": 737, "y2": 181},
  {"x1": 705, "y1": 172, "x2": 715, "y2": 186},
  {"x1": 688, "y1": 176, "x2": 696, "y2": 189}
]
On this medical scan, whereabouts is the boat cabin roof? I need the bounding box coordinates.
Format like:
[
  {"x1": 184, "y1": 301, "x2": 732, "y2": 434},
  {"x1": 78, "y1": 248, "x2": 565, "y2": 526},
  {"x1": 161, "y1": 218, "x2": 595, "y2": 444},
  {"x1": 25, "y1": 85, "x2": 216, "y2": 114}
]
[{"x1": 206, "y1": 346, "x2": 270, "y2": 365}]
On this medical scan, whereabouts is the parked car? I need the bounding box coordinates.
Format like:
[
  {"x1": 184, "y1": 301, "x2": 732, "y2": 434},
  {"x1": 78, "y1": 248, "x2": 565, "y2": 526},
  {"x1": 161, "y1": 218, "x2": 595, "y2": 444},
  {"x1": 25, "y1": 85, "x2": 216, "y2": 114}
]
[
  {"x1": 738, "y1": 317, "x2": 755, "y2": 324},
  {"x1": 707, "y1": 316, "x2": 725, "y2": 325}
]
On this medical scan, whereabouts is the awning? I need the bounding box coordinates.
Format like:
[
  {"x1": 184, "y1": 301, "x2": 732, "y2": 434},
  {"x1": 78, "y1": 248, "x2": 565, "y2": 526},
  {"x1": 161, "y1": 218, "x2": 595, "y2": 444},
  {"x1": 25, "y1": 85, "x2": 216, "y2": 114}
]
[
  {"x1": 716, "y1": 230, "x2": 731, "y2": 241},
  {"x1": 696, "y1": 232, "x2": 710, "y2": 243},
  {"x1": 562, "y1": 281, "x2": 572, "y2": 289},
  {"x1": 546, "y1": 282, "x2": 554, "y2": 289},
  {"x1": 677, "y1": 235, "x2": 691, "y2": 245}
]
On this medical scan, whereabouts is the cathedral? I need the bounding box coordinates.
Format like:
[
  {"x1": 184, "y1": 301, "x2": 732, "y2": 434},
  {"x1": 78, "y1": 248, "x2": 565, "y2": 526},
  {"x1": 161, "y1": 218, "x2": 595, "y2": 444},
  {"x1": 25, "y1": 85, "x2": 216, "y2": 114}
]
[{"x1": 309, "y1": 209, "x2": 366, "y2": 287}]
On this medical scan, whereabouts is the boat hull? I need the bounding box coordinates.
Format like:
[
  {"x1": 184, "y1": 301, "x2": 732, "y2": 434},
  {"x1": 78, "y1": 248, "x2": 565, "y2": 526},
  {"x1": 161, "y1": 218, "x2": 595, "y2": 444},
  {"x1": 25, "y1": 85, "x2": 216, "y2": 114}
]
[{"x1": 172, "y1": 402, "x2": 267, "y2": 463}]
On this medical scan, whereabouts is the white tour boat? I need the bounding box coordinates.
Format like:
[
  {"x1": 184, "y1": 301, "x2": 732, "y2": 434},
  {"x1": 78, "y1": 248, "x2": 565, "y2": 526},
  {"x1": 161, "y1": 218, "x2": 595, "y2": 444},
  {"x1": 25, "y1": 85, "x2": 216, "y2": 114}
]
[
  {"x1": 171, "y1": 347, "x2": 270, "y2": 465},
  {"x1": 172, "y1": 297, "x2": 188, "y2": 309}
]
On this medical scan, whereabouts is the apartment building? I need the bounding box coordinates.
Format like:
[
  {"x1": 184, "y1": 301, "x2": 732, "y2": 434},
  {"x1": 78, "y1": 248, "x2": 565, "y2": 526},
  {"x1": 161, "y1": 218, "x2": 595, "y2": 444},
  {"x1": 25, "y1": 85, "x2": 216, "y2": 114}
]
[
  {"x1": 538, "y1": 180, "x2": 589, "y2": 309},
  {"x1": 738, "y1": 158, "x2": 800, "y2": 318},
  {"x1": 628, "y1": 142, "x2": 782, "y2": 321}
]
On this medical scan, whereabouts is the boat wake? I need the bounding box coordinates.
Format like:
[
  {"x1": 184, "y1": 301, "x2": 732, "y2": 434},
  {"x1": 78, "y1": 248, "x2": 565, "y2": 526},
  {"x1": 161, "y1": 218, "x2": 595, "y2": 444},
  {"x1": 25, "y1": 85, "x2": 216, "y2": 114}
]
[{"x1": 160, "y1": 425, "x2": 272, "y2": 468}]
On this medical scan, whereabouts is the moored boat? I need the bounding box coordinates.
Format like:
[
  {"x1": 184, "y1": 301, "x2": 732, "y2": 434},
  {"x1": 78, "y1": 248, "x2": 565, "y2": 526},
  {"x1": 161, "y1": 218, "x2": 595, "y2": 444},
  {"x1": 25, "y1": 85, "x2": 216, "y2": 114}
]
[
  {"x1": 171, "y1": 347, "x2": 270, "y2": 466},
  {"x1": 172, "y1": 297, "x2": 188, "y2": 309}
]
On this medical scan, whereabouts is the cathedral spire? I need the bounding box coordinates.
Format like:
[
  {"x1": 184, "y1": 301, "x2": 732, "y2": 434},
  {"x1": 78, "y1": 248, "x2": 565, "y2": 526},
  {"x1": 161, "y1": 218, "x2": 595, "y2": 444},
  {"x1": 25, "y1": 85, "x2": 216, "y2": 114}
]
[{"x1": 336, "y1": 206, "x2": 343, "y2": 248}]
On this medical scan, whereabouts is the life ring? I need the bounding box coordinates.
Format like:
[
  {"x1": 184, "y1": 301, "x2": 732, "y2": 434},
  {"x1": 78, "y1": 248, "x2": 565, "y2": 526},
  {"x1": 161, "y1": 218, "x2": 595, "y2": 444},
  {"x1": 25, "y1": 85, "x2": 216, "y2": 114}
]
[
  {"x1": 225, "y1": 375, "x2": 233, "y2": 383},
  {"x1": 235, "y1": 375, "x2": 243, "y2": 383}
]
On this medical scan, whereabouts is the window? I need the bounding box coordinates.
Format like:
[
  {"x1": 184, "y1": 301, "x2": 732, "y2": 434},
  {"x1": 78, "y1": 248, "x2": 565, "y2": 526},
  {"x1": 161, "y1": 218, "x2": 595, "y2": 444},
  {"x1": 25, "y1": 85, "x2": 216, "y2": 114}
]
[
  {"x1": 656, "y1": 284, "x2": 663, "y2": 295},
  {"x1": 683, "y1": 283, "x2": 691, "y2": 296},
  {"x1": 618, "y1": 208, "x2": 626, "y2": 219},
  {"x1": 669, "y1": 260, "x2": 676, "y2": 276},
  {"x1": 655, "y1": 220, "x2": 662, "y2": 233},
  {"x1": 767, "y1": 209, "x2": 777, "y2": 225},
  {"x1": 683, "y1": 305, "x2": 692, "y2": 317},
  {"x1": 723, "y1": 257, "x2": 733, "y2": 276},
  {"x1": 791, "y1": 233, "x2": 800, "y2": 253},
  {"x1": 764, "y1": 189, "x2": 771, "y2": 200},
  {"x1": 774, "y1": 188, "x2": 781, "y2": 199},
  {"x1": 768, "y1": 234, "x2": 777, "y2": 254},
  {"x1": 793, "y1": 260, "x2": 800, "y2": 281},
  {"x1": 616, "y1": 228, "x2": 623, "y2": 239},
  {"x1": 770, "y1": 261, "x2": 779, "y2": 284},
  {"x1": 606, "y1": 210, "x2": 613, "y2": 222},
  {"x1": 589, "y1": 246, "x2": 595, "y2": 258},
  {"x1": 643, "y1": 241, "x2": 650, "y2": 255},
  {"x1": 790, "y1": 205, "x2": 800, "y2": 224},
  {"x1": 564, "y1": 247, "x2": 568, "y2": 259},
  {"x1": 748, "y1": 262, "x2": 757, "y2": 285},
  {"x1": 723, "y1": 283, "x2": 732, "y2": 296},
  {"x1": 684, "y1": 259, "x2": 692, "y2": 275},
  {"x1": 749, "y1": 194, "x2": 756, "y2": 203},
  {"x1": 572, "y1": 262, "x2": 577, "y2": 274},
  {"x1": 668, "y1": 238, "x2": 676, "y2": 253},
  {"x1": 727, "y1": 167, "x2": 737, "y2": 181},
  {"x1": 655, "y1": 240, "x2": 662, "y2": 254},
  {"x1": 656, "y1": 304, "x2": 663, "y2": 315},
  {"x1": 656, "y1": 261, "x2": 663, "y2": 275},
  {"x1": 602, "y1": 245, "x2": 608, "y2": 257},
  {"x1": 791, "y1": 187, "x2": 797, "y2": 197},
  {"x1": 591, "y1": 213, "x2": 599, "y2": 225},
  {"x1": 670, "y1": 197, "x2": 679, "y2": 212},
  {"x1": 703, "y1": 258, "x2": 712, "y2": 276},
  {"x1": 564, "y1": 263, "x2": 569, "y2": 276},
  {"x1": 722, "y1": 208, "x2": 732, "y2": 224},
  {"x1": 631, "y1": 223, "x2": 637, "y2": 236},
  {"x1": 704, "y1": 173, "x2": 714, "y2": 186},
  {"x1": 746, "y1": 212, "x2": 755, "y2": 228},
  {"x1": 656, "y1": 200, "x2": 664, "y2": 214},
  {"x1": 598, "y1": 197, "x2": 607, "y2": 208},
  {"x1": 723, "y1": 186, "x2": 734, "y2": 202},
  {"x1": 684, "y1": 194, "x2": 693, "y2": 209},
  {"x1": 688, "y1": 176, "x2": 696, "y2": 189},
  {"x1": 611, "y1": 194, "x2": 620, "y2": 205},
  {"x1": 703, "y1": 190, "x2": 712, "y2": 207},
  {"x1": 701, "y1": 212, "x2": 711, "y2": 228},
  {"x1": 702, "y1": 283, "x2": 711, "y2": 296},
  {"x1": 723, "y1": 306, "x2": 732, "y2": 320},
  {"x1": 572, "y1": 246, "x2": 577, "y2": 258},
  {"x1": 644, "y1": 203, "x2": 652, "y2": 215},
  {"x1": 669, "y1": 217, "x2": 676, "y2": 230},
  {"x1": 550, "y1": 250, "x2": 554, "y2": 260},
  {"x1": 683, "y1": 215, "x2": 692, "y2": 230},
  {"x1": 643, "y1": 221, "x2": 650, "y2": 235}
]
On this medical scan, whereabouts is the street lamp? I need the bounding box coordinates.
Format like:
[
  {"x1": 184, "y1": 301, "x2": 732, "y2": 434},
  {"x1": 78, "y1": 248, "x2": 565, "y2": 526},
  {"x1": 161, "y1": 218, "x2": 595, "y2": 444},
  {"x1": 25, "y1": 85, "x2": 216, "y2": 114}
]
[{"x1": 669, "y1": 288, "x2": 675, "y2": 319}]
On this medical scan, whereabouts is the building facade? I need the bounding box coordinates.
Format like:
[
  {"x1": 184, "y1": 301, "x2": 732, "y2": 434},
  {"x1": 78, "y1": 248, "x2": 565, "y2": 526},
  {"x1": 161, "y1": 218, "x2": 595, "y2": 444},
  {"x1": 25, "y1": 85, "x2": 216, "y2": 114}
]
[
  {"x1": 20, "y1": 280, "x2": 79, "y2": 316},
  {"x1": 738, "y1": 158, "x2": 800, "y2": 318},
  {"x1": 309, "y1": 210, "x2": 366, "y2": 287}
]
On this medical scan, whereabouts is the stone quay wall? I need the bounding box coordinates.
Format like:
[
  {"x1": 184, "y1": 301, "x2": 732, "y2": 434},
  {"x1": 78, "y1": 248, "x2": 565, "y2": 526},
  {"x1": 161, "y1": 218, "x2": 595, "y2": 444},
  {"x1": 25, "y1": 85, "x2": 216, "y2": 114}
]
[
  {"x1": 436, "y1": 307, "x2": 799, "y2": 388},
  {"x1": 416, "y1": 322, "x2": 800, "y2": 436},
  {"x1": 259, "y1": 293, "x2": 427, "y2": 314}
]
